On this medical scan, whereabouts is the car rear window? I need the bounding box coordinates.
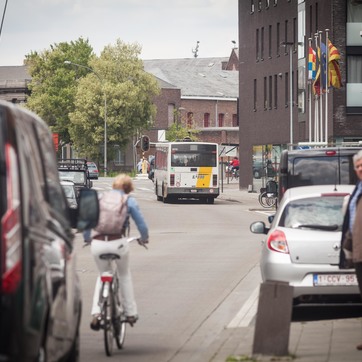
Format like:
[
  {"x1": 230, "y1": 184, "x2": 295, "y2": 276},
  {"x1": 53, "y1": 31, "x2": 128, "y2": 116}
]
[
  {"x1": 280, "y1": 195, "x2": 347, "y2": 231},
  {"x1": 289, "y1": 155, "x2": 356, "y2": 188}
]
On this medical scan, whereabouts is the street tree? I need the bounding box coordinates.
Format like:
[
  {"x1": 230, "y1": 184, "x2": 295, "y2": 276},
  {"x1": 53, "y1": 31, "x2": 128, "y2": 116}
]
[
  {"x1": 68, "y1": 39, "x2": 160, "y2": 161},
  {"x1": 166, "y1": 123, "x2": 199, "y2": 142},
  {"x1": 25, "y1": 38, "x2": 94, "y2": 149}
]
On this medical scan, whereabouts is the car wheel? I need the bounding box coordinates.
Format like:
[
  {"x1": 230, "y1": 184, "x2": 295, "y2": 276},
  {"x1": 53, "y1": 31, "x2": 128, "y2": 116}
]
[{"x1": 254, "y1": 170, "x2": 260, "y2": 179}]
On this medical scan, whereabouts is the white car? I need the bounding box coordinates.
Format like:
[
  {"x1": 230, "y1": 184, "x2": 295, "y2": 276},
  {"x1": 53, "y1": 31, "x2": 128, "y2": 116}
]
[{"x1": 250, "y1": 184, "x2": 361, "y2": 307}]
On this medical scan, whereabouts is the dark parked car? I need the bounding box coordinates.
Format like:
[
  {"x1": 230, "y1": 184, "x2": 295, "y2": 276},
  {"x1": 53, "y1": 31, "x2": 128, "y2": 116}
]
[
  {"x1": 0, "y1": 101, "x2": 99, "y2": 361},
  {"x1": 253, "y1": 159, "x2": 277, "y2": 179}
]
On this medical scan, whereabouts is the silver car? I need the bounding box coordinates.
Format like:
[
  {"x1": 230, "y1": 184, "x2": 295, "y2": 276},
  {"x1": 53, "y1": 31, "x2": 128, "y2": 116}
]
[{"x1": 250, "y1": 184, "x2": 361, "y2": 306}]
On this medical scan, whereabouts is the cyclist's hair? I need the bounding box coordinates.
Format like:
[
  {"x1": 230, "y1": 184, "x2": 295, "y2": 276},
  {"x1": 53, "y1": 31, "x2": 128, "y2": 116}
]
[{"x1": 113, "y1": 174, "x2": 134, "y2": 194}]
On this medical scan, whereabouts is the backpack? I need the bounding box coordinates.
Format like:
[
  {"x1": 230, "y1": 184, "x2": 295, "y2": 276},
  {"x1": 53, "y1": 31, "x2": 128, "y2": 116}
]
[{"x1": 94, "y1": 191, "x2": 129, "y2": 236}]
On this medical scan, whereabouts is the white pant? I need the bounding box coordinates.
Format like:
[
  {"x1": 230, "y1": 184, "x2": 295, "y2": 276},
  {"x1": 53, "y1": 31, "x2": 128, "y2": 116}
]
[{"x1": 90, "y1": 239, "x2": 137, "y2": 317}]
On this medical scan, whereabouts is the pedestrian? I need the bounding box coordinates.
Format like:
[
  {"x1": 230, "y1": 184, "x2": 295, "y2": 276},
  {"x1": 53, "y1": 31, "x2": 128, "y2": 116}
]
[
  {"x1": 339, "y1": 149, "x2": 362, "y2": 350},
  {"x1": 137, "y1": 158, "x2": 143, "y2": 173},
  {"x1": 89, "y1": 173, "x2": 149, "y2": 330}
]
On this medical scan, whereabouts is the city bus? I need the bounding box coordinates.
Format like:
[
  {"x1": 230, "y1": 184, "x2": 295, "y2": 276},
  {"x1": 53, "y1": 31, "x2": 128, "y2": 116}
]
[{"x1": 154, "y1": 141, "x2": 219, "y2": 203}]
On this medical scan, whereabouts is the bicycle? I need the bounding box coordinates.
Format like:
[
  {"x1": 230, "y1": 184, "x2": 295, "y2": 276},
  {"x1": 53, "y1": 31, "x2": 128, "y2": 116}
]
[
  {"x1": 258, "y1": 180, "x2": 278, "y2": 209},
  {"x1": 87, "y1": 236, "x2": 147, "y2": 356}
]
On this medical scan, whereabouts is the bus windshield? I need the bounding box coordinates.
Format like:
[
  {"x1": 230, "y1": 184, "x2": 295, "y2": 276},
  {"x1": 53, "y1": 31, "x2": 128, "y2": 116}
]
[{"x1": 171, "y1": 144, "x2": 217, "y2": 167}]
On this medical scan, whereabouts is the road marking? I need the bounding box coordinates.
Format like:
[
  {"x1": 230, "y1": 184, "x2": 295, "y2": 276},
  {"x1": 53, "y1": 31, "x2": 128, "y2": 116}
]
[{"x1": 227, "y1": 286, "x2": 259, "y2": 328}]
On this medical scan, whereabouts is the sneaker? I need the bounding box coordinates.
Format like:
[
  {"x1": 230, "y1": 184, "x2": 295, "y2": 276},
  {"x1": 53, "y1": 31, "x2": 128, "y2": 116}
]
[
  {"x1": 90, "y1": 315, "x2": 100, "y2": 331},
  {"x1": 125, "y1": 315, "x2": 138, "y2": 326}
]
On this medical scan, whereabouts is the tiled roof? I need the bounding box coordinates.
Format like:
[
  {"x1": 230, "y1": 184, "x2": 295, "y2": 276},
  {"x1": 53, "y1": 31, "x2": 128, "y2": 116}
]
[
  {"x1": 0, "y1": 66, "x2": 30, "y2": 81},
  {"x1": 143, "y1": 57, "x2": 238, "y2": 99}
]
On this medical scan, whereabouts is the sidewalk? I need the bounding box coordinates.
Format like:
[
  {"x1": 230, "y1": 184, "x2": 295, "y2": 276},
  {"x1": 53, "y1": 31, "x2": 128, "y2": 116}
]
[{"x1": 213, "y1": 180, "x2": 362, "y2": 362}]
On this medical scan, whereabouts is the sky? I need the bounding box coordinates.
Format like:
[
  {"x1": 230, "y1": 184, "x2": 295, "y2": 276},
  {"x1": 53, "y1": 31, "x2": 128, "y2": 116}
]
[{"x1": 0, "y1": 0, "x2": 238, "y2": 66}]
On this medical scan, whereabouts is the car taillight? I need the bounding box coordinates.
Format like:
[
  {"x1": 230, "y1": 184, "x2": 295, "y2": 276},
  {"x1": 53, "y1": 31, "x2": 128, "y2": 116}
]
[
  {"x1": 170, "y1": 174, "x2": 175, "y2": 186},
  {"x1": 213, "y1": 174, "x2": 217, "y2": 186},
  {"x1": 1, "y1": 144, "x2": 22, "y2": 294},
  {"x1": 266, "y1": 229, "x2": 289, "y2": 254}
]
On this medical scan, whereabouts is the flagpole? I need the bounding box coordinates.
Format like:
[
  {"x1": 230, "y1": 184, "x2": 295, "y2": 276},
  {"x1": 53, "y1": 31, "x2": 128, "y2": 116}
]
[
  {"x1": 314, "y1": 32, "x2": 319, "y2": 142},
  {"x1": 308, "y1": 38, "x2": 312, "y2": 142},
  {"x1": 325, "y1": 29, "x2": 329, "y2": 144},
  {"x1": 318, "y1": 30, "x2": 323, "y2": 142}
]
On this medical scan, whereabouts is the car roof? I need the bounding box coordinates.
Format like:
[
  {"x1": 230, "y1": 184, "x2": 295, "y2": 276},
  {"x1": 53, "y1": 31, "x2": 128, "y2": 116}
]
[{"x1": 281, "y1": 184, "x2": 355, "y2": 204}]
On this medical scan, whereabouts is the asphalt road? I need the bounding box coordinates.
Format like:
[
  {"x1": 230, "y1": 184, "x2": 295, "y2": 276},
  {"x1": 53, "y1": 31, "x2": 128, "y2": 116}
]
[{"x1": 74, "y1": 176, "x2": 265, "y2": 362}]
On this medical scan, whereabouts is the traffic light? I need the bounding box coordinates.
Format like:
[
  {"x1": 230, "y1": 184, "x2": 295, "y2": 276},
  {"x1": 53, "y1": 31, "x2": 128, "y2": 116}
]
[{"x1": 141, "y1": 135, "x2": 150, "y2": 152}]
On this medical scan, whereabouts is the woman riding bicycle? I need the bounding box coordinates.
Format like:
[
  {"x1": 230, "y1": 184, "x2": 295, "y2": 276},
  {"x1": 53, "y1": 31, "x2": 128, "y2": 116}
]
[{"x1": 90, "y1": 174, "x2": 149, "y2": 330}]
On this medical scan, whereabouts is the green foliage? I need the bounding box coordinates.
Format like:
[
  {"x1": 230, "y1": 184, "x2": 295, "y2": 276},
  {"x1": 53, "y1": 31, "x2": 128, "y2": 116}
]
[
  {"x1": 25, "y1": 38, "x2": 94, "y2": 147},
  {"x1": 68, "y1": 39, "x2": 160, "y2": 159},
  {"x1": 165, "y1": 122, "x2": 199, "y2": 142}
]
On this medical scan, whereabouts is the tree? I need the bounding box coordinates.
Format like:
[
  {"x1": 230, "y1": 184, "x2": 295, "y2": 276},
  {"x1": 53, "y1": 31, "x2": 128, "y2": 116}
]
[
  {"x1": 25, "y1": 38, "x2": 94, "y2": 149},
  {"x1": 165, "y1": 108, "x2": 199, "y2": 142},
  {"x1": 68, "y1": 39, "x2": 160, "y2": 161}
]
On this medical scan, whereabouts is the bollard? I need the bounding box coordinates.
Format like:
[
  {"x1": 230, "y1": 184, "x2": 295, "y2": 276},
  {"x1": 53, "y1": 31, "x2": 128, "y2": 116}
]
[{"x1": 252, "y1": 280, "x2": 293, "y2": 356}]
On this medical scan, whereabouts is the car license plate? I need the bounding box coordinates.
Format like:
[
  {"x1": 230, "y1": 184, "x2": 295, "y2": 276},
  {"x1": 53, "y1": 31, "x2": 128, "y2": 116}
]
[{"x1": 313, "y1": 273, "x2": 358, "y2": 286}]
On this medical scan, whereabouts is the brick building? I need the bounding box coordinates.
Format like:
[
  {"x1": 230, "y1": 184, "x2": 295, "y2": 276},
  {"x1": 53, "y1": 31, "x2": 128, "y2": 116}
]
[{"x1": 238, "y1": 0, "x2": 362, "y2": 189}]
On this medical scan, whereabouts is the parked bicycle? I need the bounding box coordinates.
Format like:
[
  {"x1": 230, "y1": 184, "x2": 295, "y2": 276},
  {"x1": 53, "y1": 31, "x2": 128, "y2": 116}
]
[
  {"x1": 258, "y1": 180, "x2": 278, "y2": 209},
  {"x1": 87, "y1": 236, "x2": 147, "y2": 356}
]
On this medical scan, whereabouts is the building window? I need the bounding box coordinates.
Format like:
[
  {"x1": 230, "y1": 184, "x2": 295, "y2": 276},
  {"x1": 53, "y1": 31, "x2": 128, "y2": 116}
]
[
  {"x1": 258, "y1": 0, "x2": 262, "y2": 11},
  {"x1": 256, "y1": 28, "x2": 260, "y2": 61},
  {"x1": 232, "y1": 114, "x2": 239, "y2": 127},
  {"x1": 284, "y1": 20, "x2": 288, "y2": 54},
  {"x1": 254, "y1": 79, "x2": 257, "y2": 111},
  {"x1": 293, "y1": 17, "x2": 297, "y2": 52},
  {"x1": 251, "y1": 0, "x2": 255, "y2": 13},
  {"x1": 269, "y1": 75, "x2": 272, "y2": 110},
  {"x1": 266, "y1": 0, "x2": 270, "y2": 9},
  {"x1": 274, "y1": 74, "x2": 278, "y2": 109},
  {"x1": 261, "y1": 27, "x2": 264, "y2": 60},
  {"x1": 203, "y1": 113, "x2": 210, "y2": 127},
  {"x1": 268, "y1": 25, "x2": 272, "y2": 58},
  {"x1": 114, "y1": 146, "x2": 126, "y2": 166},
  {"x1": 347, "y1": 55, "x2": 362, "y2": 107},
  {"x1": 187, "y1": 112, "x2": 193, "y2": 128},
  {"x1": 285, "y1": 72, "x2": 289, "y2": 108},
  {"x1": 276, "y1": 22, "x2": 280, "y2": 56},
  {"x1": 168, "y1": 104, "x2": 175, "y2": 127},
  {"x1": 264, "y1": 77, "x2": 267, "y2": 110},
  {"x1": 274, "y1": 0, "x2": 277, "y2": 6},
  {"x1": 218, "y1": 113, "x2": 224, "y2": 127}
]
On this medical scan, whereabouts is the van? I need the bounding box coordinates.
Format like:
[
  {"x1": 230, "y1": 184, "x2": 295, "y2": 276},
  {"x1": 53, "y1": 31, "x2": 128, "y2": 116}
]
[
  {"x1": 278, "y1": 147, "x2": 362, "y2": 202},
  {"x1": 0, "y1": 101, "x2": 98, "y2": 361}
]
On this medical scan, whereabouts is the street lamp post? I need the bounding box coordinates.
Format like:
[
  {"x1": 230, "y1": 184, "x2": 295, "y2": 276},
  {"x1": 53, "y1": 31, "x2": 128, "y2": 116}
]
[{"x1": 64, "y1": 60, "x2": 108, "y2": 176}]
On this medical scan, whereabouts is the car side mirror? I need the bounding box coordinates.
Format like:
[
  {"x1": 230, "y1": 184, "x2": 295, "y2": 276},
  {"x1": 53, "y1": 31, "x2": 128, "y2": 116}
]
[
  {"x1": 250, "y1": 221, "x2": 269, "y2": 235},
  {"x1": 74, "y1": 188, "x2": 99, "y2": 230}
]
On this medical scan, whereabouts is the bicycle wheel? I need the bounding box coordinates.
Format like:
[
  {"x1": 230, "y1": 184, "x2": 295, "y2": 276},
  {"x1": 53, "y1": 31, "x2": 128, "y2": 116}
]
[
  {"x1": 115, "y1": 318, "x2": 126, "y2": 349},
  {"x1": 113, "y1": 278, "x2": 126, "y2": 349},
  {"x1": 103, "y1": 288, "x2": 114, "y2": 356},
  {"x1": 259, "y1": 192, "x2": 272, "y2": 208}
]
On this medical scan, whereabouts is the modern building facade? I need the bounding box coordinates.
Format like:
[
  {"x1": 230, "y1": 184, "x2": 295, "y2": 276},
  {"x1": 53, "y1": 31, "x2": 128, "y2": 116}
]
[{"x1": 238, "y1": 0, "x2": 362, "y2": 189}]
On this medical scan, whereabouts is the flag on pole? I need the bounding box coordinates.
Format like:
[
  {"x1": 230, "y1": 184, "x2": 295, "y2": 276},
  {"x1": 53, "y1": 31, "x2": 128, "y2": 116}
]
[
  {"x1": 313, "y1": 43, "x2": 327, "y2": 95},
  {"x1": 328, "y1": 40, "x2": 342, "y2": 89},
  {"x1": 308, "y1": 47, "x2": 316, "y2": 80}
]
